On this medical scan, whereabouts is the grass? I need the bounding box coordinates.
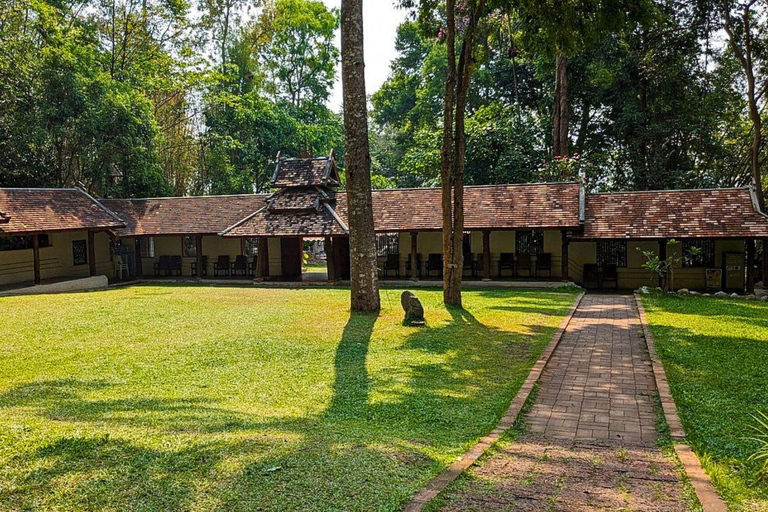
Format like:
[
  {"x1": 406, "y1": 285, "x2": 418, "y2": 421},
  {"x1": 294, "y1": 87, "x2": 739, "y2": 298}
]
[
  {"x1": 642, "y1": 293, "x2": 768, "y2": 511},
  {"x1": 302, "y1": 262, "x2": 328, "y2": 273},
  {"x1": 0, "y1": 284, "x2": 577, "y2": 511}
]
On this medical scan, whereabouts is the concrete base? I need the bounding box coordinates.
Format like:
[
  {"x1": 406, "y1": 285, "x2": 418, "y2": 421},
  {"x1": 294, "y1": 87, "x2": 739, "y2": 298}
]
[{"x1": 0, "y1": 275, "x2": 109, "y2": 297}]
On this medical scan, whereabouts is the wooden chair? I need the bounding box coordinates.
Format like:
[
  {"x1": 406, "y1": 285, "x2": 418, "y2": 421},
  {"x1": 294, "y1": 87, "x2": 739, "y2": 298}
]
[
  {"x1": 535, "y1": 253, "x2": 552, "y2": 277},
  {"x1": 425, "y1": 253, "x2": 443, "y2": 278},
  {"x1": 583, "y1": 264, "x2": 600, "y2": 288},
  {"x1": 602, "y1": 264, "x2": 619, "y2": 289},
  {"x1": 473, "y1": 253, "x2": 486, "y2": 278},
  {"x1": 462, "y1": 253, "x2": 475, "y2": 277},
  {"x1": 498, "y1": 252, "x2": 514, "y2": 277},
  {"x1": 214, "y1": 255, "x2": 230, "y2": 277},
  {"x1": 191, "y1": 256, "x2": 208, "y2": 277},
  {"x1": 154, "y1": 255, "x2": 171, "y2": 276},
  {"x1": 231, "y1": 255, "x2": 249, "y2": 276},
  {"x1": 248, "y1": 255, "x2": 258, "y2": 276},
  {"x1": 516, "y1": 253, "x2": 533, "y2": 277},
  {"x1": 381, "y1": 253, "x2": 400, "y2": 277},
  {"x1": 406, "y1": 253, "x2": 422, "y2": 278},
  {"x1": 169, "y1": 256, "x2": 182, "y2": 276},
  {"x1": 114, "y1": 255, "x2": 129, "y2": 280}
]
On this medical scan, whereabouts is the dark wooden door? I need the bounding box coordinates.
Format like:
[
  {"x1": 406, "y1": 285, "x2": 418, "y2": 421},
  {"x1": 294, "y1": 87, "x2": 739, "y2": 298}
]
[
  {"x1": 281, "y1": 237, "x2": 303, "y2": 280},
  {"x1": 332, "y1": 236, "x2": 351, "y2": 280}
]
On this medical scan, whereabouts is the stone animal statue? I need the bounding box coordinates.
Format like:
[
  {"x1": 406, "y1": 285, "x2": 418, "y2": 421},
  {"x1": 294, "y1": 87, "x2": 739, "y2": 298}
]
[{"x1": 401, "y1": 290, "x2": 425, "y2": 325}]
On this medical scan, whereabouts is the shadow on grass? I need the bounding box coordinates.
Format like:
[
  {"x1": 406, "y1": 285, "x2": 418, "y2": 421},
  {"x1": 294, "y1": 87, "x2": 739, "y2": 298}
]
[{"x1": 1, "y1": 300, "x2": 566, "y2": 510}]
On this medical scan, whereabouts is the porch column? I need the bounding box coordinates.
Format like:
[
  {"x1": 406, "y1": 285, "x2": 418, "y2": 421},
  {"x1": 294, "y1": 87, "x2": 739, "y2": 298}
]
[
  {"x1": 658, "y1": 239, "x2": 667, "y2": 288},
  {"x1": 256, "y1": 237, "x2": 270, "y2": 280},
  {"x1": 32, "y1": 234, "x2": 41, "y2": 285},
  {"x1": 88, "y1": 230, "x2": 96, "y2": 277},
  {"x1": 763, "y1": 238, "x2": 768, "y2": 287},
  {"x1": 561, "y1": 229, "x2": 569, "y2": 281},
  {"x1": 134, "y1": 238, "x2": 143, "y2": 278},
  {"x1": 195, "y1": 235, "x2": 203, "y2": 279},
  {"x1": 747, "y1": 238, "x2": 755, "y2": 294},
  {"x1": 482, "y1": 230, "x2": 491, "y2": 281},
  {"x1": 410, "y1": 231, "x2": 418, "y2": 280},
  {"x1": 325, "y1": 236, "x2": 336, "y2": 281}
]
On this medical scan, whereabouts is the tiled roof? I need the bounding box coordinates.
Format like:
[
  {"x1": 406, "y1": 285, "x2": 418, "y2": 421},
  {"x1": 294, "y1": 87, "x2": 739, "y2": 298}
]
[
  {"x1": 223, "y1": 182, "x2": 582, "y2": 237},
  {"x1": 363, "y1": 182, "x2": 583, "y2": 231},
  {"x1": 271, "y1": 157, "x2": 339, "y2": 187},
  {"x1": 578, "y1": 187, "x2": 768, "y2": 239},
  {"x1": 0, "y1": 188, "x2": 125, "y2": 235},
  {"x1": 223, "y1": 204, "x2": 347, "y2": 237},
  {"x1": 267, "y1": 188, "x2": 323, "y2": 211},
  {"x1": 101, "y1": 194, "x2": 269, "y2": 236}
]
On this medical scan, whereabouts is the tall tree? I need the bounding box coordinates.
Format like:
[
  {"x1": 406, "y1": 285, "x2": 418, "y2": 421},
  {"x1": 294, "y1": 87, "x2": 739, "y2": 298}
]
[
  {"x1": 721, "y1": 0, "x2": 766, "y2": 210},
  {"x1": 440, "y1": 0, "x2": 487, "y2": 306},
  {"x1": 341, "y1": 0, "x2": 380, "y2": 311}
]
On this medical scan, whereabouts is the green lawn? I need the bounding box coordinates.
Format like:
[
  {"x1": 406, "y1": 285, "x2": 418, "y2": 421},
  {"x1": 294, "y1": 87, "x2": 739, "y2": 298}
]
[
  {"x1": 0, "y1": 285, "x2": 577, "y2": 511},
  {"x1": 642, "y1": 293, "x2": 768, "y2": 511}
]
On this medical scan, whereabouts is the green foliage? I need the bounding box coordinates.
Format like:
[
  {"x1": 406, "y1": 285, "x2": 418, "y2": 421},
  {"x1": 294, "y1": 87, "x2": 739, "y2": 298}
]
[
  {"x1": 637, "y1": 239, "x2": 701, "y2": 292},
  {"x1": 748, "y1": 410, "x2": 768, "y2": 479}
]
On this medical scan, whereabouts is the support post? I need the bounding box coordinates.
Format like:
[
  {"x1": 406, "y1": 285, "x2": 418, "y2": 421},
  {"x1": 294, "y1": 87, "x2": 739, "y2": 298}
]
[
  {"x1": 88, "y1": 230, "x2": 96, "y2": 277},
  {"x1": 325, "y1": 237, "x2": 336, "y2": 281},
  {"x1": 659, "y1": 239, "x2": 667, "y2": 288},
  {"x1": 482, "y1": 230, "x2": 491, "y2": 281},
  {"x1": 410, "y1": 231, "x2": 418, "y2": 280},
  {"x1": 747, "y1": 238, "x2": 755, "y2": 294},
  {"x1": 134, "y1": 238, "x2": 143, "y2": 278},
  {"x1": 195, "y1": 235, "x2": 203, "y2": 279},
  {"x1": 763, "y1": 238, "x2": 767, "y2": 287},
  {"x1": 256, "y1": 237, "x2": 270, "y2": 280},
  {"x1": 32, "y1": 234, "x2": 41, "y2": 285},
  {"x1": 561, "y1": 230, "x2": 569, "y2": 281}
]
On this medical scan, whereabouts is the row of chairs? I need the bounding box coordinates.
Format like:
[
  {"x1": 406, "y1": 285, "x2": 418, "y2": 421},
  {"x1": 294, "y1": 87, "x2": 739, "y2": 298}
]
[
  {"x1": 153, "y1": 255, "x2": 258, "y2": 277},
  {"x1": 380, "y1": 252, "x2": 553, "y2": 278}
]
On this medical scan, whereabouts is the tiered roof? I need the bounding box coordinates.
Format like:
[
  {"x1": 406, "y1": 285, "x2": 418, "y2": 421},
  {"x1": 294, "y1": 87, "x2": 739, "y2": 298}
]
[{"x1": 0, "y1": 188, "x2": 125, "y2": 235}]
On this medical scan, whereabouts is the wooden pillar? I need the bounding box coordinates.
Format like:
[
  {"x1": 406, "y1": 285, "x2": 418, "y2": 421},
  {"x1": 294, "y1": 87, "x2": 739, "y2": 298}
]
[
  {"x1": 561, "y1": 229, "x2": 569, "y2": 281},
  {"x1": 134, "y1": 238, "x2": 143, "y2": 278},
  {"x1": 32, "y1": 234, "x2": 41, "y2": 285},
  {"x1": 747, "y1": 238, "x2": 755, "y2": 294},
  {"x1": 256, "y1": 237, "x2": 269, "y2": 280},
  {"x1": 410, "y1": 231, "x2": 418, "y2": 280},
  {"x1": 658, "y1": 239, "x2": 667, "y2": 288},
  {"x1": 482, "y1": 230, "x2": 491, "y2": 281},
  {"x1": 325, "y1": 236, "x2": 336, "y2": 281},
  {"x1": 88, "y1": 230, "x2": 97, "y2": 277},
  {"x1": 195, "y1": 234, "x2": 203, "y2": 279}
]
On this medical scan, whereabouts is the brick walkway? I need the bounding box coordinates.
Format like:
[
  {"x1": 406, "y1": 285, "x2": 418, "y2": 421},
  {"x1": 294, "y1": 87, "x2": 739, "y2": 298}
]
[
  {"x1": 437, "y1": 295, "x2": 689, "y2": 511},
  {"x1": 527, "y1": 294, "x2": 658, "y2": 444}
]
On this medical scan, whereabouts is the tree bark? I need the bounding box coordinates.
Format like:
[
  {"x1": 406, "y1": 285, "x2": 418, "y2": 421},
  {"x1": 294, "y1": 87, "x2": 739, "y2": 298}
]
[
  {"x1": 341, "y1": 0, "x2": 380, "y2": 311},
  {"x1": 440, "y1": 0, "x2": 457, "y2": 305},
  {"x1": 552, "y1": 51, "x2": 569, "y2": 158},
  {"x1": 723, "y1": 3, "x2": 765, "y2": 210}
]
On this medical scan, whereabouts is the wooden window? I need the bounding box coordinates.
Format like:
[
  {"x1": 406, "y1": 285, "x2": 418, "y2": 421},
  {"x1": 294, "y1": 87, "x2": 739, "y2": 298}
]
[
  {"x1": 140, "y1": 237, "x2": 155, "y2": 258},
  {"x1": 516, "y1": 230, "x2": 544, "y2": 255},
  {"x1": 597, "y1": 240, "x2": 627, "y2": 267},
  {"x1": 72, "y1": 240, "x2": 87, "y2": 266},
  {"x1": 244, "y1": 238, "x2": 259, "y2": 256},
  {"x1": 376, "y1": 233, "x2": 399, "y2": 257},
  {"x1": 182, "y1": 236, "x2": 197, "y2": 257},
  {"x1": 683, "y1": 239, "x2": 715, "y2": 268},
  {"x1": 0, "y1": 235, "x2": 50, "y2": 251}
]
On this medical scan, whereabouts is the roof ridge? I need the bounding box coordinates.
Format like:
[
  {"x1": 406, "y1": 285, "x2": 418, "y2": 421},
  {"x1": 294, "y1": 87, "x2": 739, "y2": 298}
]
[
  {"x1": 365, "y1": 181, "x2": 581, "y2": 193},
  {"x1": 589, "y1": 186, "x2": 751, "y2": 195},
  {"x1": 101, "y1": 193, "x2": 271, "y2": 201}
]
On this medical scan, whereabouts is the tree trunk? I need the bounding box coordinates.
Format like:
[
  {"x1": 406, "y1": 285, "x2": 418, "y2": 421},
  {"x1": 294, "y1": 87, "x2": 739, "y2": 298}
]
[
  {"x1": 341, "y1": 0, "x2": 380, "y2": 312},
  {"x1": 723, "y1": 4, "x2": 765, "y2": 211},
  {"x1": 440, "y1": 0, "x2": 457, "y2": 305},
  {"x1": 552, "y1": 51, "x2": 569, "y2": 158}
]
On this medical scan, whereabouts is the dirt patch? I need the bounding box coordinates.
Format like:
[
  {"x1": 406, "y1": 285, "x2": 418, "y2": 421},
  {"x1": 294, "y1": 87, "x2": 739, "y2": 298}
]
[{"x1": 438, "y1": 435, "x2": 687, "y2": 511}]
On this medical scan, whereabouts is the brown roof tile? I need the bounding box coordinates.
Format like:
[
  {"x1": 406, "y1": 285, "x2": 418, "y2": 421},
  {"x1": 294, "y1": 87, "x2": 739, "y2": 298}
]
[
  {"x1": 267, "y1": 188, "x2": 323, "y2": 211},
  {"x1": 101, "y1": 194, "x2": 269, "y2": 237},
  {"x1": 578, "y1": 188, "x2": 768, "y2": 239},
  {"x1": 0, "y1": 188, "x2": 125, "y2": 235},
  {"x1": 272, "y1": 157, "x2": 339, "y2": 187},
  {"x1": 224, "y1": 204, "x2": 347, "y2": 237}
]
